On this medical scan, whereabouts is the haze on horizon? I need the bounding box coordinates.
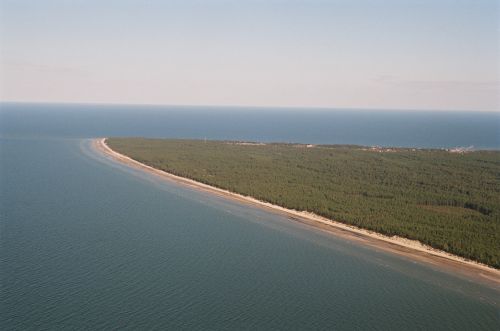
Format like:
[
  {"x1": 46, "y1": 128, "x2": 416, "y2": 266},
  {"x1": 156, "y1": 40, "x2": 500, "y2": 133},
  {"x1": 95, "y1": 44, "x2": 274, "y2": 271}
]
[{"x1": 0, "y1": 0, "x2": 498, "y2": 112}]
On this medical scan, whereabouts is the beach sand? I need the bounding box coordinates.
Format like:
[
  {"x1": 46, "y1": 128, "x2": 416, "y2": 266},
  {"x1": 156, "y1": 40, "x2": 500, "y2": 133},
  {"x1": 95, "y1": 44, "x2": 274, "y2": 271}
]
[{"x1": 93, "y1": 138, "x2": 500, "y2": 288}]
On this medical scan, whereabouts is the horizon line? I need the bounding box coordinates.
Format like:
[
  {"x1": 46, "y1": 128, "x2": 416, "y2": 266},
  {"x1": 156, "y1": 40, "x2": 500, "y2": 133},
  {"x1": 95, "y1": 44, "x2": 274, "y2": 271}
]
[{"x1": 1, "y1": 100, "x2": 499, "y2": 114}]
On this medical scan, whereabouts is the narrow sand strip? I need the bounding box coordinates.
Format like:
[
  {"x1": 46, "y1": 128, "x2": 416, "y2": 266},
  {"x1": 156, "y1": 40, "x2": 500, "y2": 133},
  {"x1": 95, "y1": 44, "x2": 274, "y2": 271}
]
[{"x1": 93, "y1": 137, "x2": 500, "y2": 287}]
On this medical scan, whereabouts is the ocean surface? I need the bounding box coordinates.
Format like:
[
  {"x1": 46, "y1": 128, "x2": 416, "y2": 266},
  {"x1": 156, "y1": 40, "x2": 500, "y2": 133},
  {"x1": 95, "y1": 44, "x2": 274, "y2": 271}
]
[
  {"x1": 1, "y1": 102, "x2": 499, "y2": 149},
  {"x1": 1, "y1": 103, "x2": 499, "y2": 330}
]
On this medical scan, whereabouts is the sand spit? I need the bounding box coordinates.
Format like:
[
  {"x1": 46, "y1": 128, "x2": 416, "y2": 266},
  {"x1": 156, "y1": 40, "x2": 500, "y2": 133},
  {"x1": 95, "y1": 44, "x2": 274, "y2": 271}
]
[{"x1": 93, "y1": 138, "x2": 500, "y2": 287}]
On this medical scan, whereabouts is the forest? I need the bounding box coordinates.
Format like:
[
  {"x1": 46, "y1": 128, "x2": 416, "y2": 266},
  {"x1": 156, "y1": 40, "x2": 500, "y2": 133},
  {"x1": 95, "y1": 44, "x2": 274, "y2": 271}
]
[{"x1": 107, "y1": 138, "x2": 500, "y2": 268}]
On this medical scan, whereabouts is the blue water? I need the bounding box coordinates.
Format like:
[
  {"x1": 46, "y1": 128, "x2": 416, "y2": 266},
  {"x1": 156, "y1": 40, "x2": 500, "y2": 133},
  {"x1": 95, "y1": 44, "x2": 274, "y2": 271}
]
[
  {"x1": 1, "y1": 103, "x2": 499, "y2": 330},
  {"x1": 1, "y1": 102, "x2": 499, "y2": 149}
]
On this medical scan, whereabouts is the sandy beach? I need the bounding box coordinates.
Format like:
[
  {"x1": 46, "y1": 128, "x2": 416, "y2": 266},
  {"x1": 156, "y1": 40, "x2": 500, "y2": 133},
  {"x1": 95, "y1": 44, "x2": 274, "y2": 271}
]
[{"x1": 94, "y1": 137, "x2": 500, "y2": 287}]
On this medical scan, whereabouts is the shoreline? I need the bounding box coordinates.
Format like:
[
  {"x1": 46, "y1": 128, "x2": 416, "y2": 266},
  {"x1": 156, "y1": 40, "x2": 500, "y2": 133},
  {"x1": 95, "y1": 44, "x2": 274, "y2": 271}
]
[{"x1": 93, "y1": 137, "x2": 500, "y2": 287}]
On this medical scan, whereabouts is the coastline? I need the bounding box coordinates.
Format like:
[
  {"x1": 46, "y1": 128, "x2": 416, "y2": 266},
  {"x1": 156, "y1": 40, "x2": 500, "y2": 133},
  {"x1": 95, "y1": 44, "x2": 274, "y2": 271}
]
[{"x1": 93, "y1": 137, "x2": 500, "y2": 287}]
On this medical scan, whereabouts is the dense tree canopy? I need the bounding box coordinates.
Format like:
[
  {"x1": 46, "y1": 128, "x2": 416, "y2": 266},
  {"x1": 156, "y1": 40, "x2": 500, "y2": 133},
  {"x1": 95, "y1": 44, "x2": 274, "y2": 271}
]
[{"x1": 107, "y1": 138, "x2": 500, "y2": 268}]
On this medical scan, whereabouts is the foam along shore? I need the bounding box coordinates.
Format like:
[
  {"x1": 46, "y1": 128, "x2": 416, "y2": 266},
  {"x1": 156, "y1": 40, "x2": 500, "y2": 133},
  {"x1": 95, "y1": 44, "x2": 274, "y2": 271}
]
[{"x1": 93, "y1": 138, "x2": 500, "y2": 286}]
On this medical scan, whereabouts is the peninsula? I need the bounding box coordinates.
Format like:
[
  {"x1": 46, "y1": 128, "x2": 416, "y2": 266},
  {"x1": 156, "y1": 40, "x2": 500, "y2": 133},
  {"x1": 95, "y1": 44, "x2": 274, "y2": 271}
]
[{"x1": 95, "y1": 137, "x2": 500, "y2": 282}]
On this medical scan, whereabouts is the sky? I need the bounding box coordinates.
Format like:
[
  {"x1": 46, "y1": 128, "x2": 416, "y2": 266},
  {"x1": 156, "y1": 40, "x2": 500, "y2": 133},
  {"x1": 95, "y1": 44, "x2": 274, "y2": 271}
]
[{"x1": 0, "y1": 0, "x2": 499, "y2": 111}]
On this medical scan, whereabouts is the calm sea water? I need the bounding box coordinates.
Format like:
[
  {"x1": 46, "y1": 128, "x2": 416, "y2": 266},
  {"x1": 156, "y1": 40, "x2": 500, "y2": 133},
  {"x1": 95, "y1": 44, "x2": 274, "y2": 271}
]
[
  {"x1": 1, "y1": 102, "x2": 499, "y2": 149},
  {"x1": 1, "y1": 103, "x2": 499, "y2": 330}
]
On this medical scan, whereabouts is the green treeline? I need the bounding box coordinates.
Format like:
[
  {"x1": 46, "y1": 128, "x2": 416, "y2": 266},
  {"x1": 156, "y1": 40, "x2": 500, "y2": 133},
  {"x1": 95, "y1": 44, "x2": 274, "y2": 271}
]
[{"x1": 107, "y1": 138, "x2": 500, "y2": 268}]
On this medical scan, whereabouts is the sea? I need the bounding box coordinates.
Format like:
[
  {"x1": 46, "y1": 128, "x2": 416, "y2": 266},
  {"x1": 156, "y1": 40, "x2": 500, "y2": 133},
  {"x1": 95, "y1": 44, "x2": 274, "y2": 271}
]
[{"x1": 1, "y1": 103, "x2": 499, "y2": 330}]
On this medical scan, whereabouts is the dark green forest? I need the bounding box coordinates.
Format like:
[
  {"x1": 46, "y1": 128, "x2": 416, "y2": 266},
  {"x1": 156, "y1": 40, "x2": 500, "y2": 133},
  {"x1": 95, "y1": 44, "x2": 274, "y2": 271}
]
[{"x1": 107, "y1": 138, "x2": 500, "y2": 268}]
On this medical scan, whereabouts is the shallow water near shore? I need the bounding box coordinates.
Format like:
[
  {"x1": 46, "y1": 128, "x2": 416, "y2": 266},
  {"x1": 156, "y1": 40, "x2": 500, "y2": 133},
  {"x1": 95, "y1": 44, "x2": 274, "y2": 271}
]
[{"x1": 1, "y1": 103, "x2": 499, "y2": 329}]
